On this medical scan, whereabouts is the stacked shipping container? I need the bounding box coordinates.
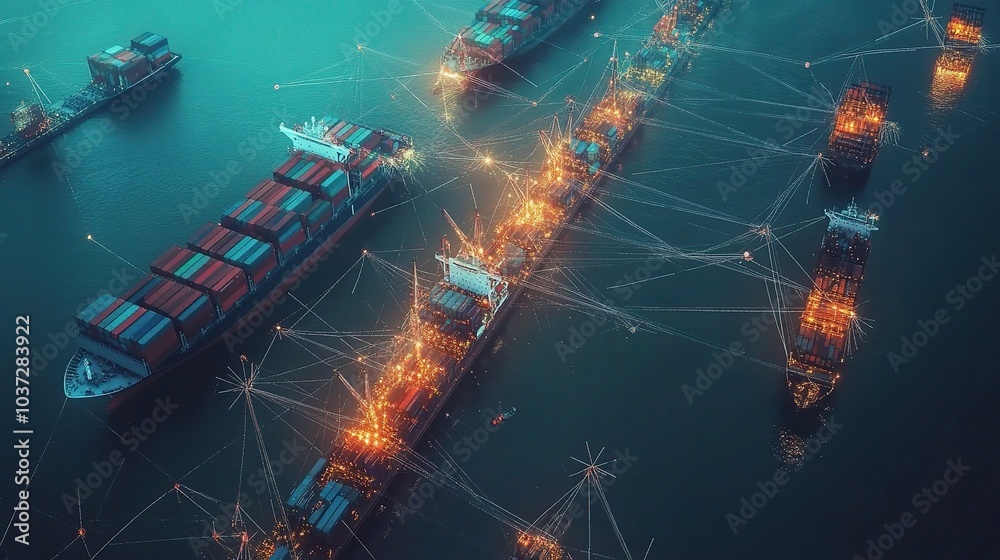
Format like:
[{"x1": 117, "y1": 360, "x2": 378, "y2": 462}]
[
  {"x1": 122, "y1": 275, "x2": 216, "y2": 344},
  {"x1": 449, "y1": 0, "x2": 558, "y2": 60},
  {"x1": 130, "y1": 33, "x2": 173, "y2": 68},
  {"x1": 76, "y1": 294, "x2": 181, "y2": 368},
  {"x1": 220, "y1": 199, "x2": 308, "y2": 257},
  {"x1": 72, "y1": 121, "x2": 406, "y2": 375},
  {"x1": 187, "y1": 224, "x2": 279, "y2": 286},
  {"x1": 421, "y1": 283, "x2": 487, "y2": 338},
  {"x1": 151, "y1": 246, "x2": 250, "y2": 314}
]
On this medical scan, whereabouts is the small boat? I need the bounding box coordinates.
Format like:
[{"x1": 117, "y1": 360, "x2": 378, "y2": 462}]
[{"x1": 491, "y1": 407, "x2": 516, "y2": 426}]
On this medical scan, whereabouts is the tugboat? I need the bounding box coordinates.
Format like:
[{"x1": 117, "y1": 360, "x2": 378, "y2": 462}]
[{"x1": 492, "y1": 406, "x2": 516, "y2": 426}]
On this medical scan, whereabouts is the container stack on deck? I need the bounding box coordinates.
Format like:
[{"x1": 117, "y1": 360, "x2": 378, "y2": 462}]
[
  {"x1": 151, "y1": 246, "x2": 252, "y2": 315},
  {"x1": 419, "y1": 283, "x2": 488, "y2": 345},
  {"x1": 251, "y1": 2, "x2": 730, "y2": 557},
  {"x1": 68, "y1": 117, "x2": 408, "y2": 402},
  {"x1": 76, "y1": 294, "x2": 181, "y2": 369},
  {"x1": 188, "y1": 225, "x2": 279, "y2": 286},
  {"x1": 88, "y1": 33, "x2": 172, "y2": 89},
  {"x1": 827, "y1": 81, "x2": 891, "y2": 170},
  {"x1": 936, "y1": 3, "x2": 986, "y2": 81},
  {"x1": 121, "y1": 275, "x2": 216, "y2": 346},
  {"x1": 221, "y1": 199, "x2": 309, "y2": 258},
  {"x1": 449, "y1": 0, "x2": 555, "y2": 61},
  {"x1": 787, "y1": 203, "x2": 878, "y2": 408}
]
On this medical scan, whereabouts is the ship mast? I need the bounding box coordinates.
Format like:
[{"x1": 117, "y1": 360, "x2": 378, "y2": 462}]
[
  {"x1": 441, "y1": 208, "x2": 476, "y2": 257},
  {"x1": 607, "y1": 39, "x2": 619, "y2": 105},
  {"x1": 411, "y1": 259, "x2": 422, "y2": 360},
  {"x1": 23, "y1": 68, "x2": 52, "y2": 107}
]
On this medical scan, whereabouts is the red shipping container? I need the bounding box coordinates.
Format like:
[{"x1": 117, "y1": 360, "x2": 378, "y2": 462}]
[
  {"x1": 152, "y1": 246, "x2": 189, "y2": 273},
  {"x1": 111, "y1": 307, "x2": 146, "y2": 337},
  {"x1": 121, "y1": 274, "x2": 158, "y2": 302},
  {"x1": 299, "y1": 163, "x2": 327, "y2": 185},
  {"x1": 148, "y1": 282, "x2": 183, "y2": 308},
  {"x1": 251, "y1": 207, "x2": 281, "y2": 229},
  {"x1": 191, "y1": 259, "x2": 227, "y2": 286},
  {"x1": 331, "y1": 188, "x2": 350, "y2": 209},
  {"x1": 158, "y1": 289, "x2": 193, "y2": 316},
  {"x1": 210, "y1": 235, "x2": 241, "y2": 257},
  {"x1": 246, "y1": 179, "x2": 275, "y2": 200},
  {"x1": 328, "y1": 121, "x2": 349, "y2": 136},
  {"x1": 265, "y1": 185, "x2": 296, "y2": 207},
  {"x1": 274, "y1": 156, "x2": 300, "y2": 177},
  {"x1": 338, "y1": 125, "x2": 358, "y2": 141},
  {"x1": 279, "y1": 228, "x2": 306, "y2": 255},
  {"x1": 205, "y1": 230, "x2": 238, "y2": 254},
  {"x1": 196, "y1": 228, "x2": 231, "y2": 254},
  {"x1": 306, "y1": 167, "x2": 334, "y2": 186}
]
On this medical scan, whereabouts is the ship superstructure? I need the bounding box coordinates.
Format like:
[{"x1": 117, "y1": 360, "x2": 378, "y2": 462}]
[
  {"x1": 64, "y1": 118, "x2": 412, "y2": 401},
  {"x1": 786, "y1": 201, "x2": 878, "y2": 408},
  {"x1": 825, "y1": 81, "x2": 892, "y2": 178},
  {"x1": 256, "y1": 3, "x2": 723, "y2": 559},
  {"x1": 0, "y1": 33, "x2": 181, "y2": 168}
]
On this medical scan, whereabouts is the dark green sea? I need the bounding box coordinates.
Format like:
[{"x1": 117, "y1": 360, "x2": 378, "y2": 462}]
[{"x1": 1, "y1": 0, "x2": 998, "y2": 558}]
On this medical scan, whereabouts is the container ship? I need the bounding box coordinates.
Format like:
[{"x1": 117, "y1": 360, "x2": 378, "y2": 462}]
[
  {"x1": 786, "y1": 201, "x2": 878, "y2": 409},
  {"x1": 934, "y1": 3, "x2": 986, "y2": 84},
  {"x1": 434, "y1": 0, "x2": 591, "y2": 92},
  {"x1": 63, "y1": 117, "x2": 414, "y2": 401},
  {"x1": 621, "y1": 0, "x2": 718, "y2": 95},
  {"x1": 0, "y1": 33, "x2": 180, "y2": 169},
  {"x1": 824, "y1": 81, "x2": 892, "y2": 182},
  {"x1": 254, "y1": 3, "x2": 722, "y2": 559}
]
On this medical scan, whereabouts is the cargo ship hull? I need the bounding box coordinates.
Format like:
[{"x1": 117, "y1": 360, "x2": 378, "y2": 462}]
[
  {"x1": 437, "y1": 0, "x2": 591, "y2": 92},
  {"x1": 786, "y1": 202, "x2": 878, "y2": 408},
  {"x1": 274, "y1": 6, "x2": 725, "y2": 558},
  {"x1": 337, "y1": 108, "x2": 648, "y2": 554},
  {"x1": 0, "y1": 54, "x2": 180, "y2": 169},
  {"x1": 64, "y1": 168, "x2": 400, "y2": 404},
  {"x1": 293, "y1": 111, "x2": 646, "y2": 560},
  {"x1": 825, "y1": 81, "x2": 891, "y2": 187}
]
